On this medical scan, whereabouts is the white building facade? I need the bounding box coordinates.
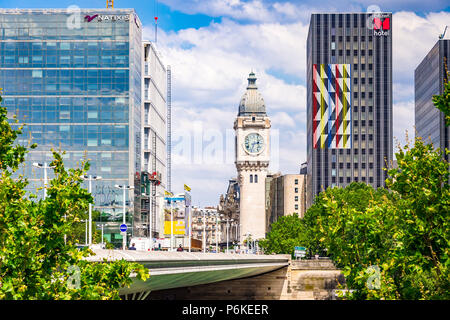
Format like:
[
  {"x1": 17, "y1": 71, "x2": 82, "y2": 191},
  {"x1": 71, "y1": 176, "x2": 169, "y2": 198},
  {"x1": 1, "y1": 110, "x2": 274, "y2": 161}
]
[{"x1": 138, "y1": 41, "x2": 168, "y2": 237}]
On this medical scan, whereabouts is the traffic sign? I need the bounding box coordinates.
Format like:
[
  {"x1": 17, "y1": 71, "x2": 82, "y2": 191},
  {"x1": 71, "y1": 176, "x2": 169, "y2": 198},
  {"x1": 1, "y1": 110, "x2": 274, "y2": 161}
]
[
  {"x1": 294, "y1": 246, "x2": 307, "y2": 259},
  {"x1": 119, "y1": 224, "x2": 128, "y2": 232}
]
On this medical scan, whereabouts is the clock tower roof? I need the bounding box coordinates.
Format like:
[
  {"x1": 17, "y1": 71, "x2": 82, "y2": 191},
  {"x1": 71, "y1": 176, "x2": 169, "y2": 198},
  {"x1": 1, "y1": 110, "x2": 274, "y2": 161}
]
[{"x1": 238, "y1": 72, "x2": 266, "y2": 116}]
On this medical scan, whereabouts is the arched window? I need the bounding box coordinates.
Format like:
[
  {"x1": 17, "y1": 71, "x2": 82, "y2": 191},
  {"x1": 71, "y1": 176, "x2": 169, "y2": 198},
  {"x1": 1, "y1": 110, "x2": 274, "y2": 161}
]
[
  {"x1": 254, "y1": 174, "x2": 258, "y2": 183},
  {"x1": 250, "y1": 175, "x2": 253, "y2": 183}
]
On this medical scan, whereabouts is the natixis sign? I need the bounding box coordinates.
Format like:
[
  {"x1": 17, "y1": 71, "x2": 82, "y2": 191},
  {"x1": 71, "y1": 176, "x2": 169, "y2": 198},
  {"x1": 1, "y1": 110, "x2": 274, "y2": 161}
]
[
  {"x1": 84, "y1": 14, "x2": 130, "y2": 23},
  {"x1": 84, "y1": 13, "x2": 140, "y2": 29}
]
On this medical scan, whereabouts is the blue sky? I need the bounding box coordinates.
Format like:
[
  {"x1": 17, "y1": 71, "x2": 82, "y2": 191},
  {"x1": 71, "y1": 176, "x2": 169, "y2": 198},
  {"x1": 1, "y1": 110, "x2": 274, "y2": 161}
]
[{"x1": 2, "y1": 1, "x2": 450, "y2": 206}]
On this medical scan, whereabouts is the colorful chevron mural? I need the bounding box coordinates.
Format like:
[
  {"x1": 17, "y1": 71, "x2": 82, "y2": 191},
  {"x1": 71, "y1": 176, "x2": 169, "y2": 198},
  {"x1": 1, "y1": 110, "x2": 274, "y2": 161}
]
[{"x1": 312, "y1": 64, "x2": 352, "y2": 149}]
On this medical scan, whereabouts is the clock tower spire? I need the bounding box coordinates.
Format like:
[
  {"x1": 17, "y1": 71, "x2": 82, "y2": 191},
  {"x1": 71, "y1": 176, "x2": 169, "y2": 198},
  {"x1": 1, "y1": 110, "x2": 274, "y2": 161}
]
[{"x1": 234, "y1": 72, "x2": 271, "y2": 245}]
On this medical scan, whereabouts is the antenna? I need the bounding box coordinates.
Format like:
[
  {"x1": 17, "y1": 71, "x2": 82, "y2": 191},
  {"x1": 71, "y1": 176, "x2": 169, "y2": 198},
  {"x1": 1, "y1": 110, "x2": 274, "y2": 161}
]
[
  {"x1": 106, "y1": 0, "x2": 114, "y2": 9},
  {"x1": 154, "y1": 0, "x2": 159, "y2": 43},
  {"x1": 439, "y1": 26, "x2": 448, "y2": 39}
]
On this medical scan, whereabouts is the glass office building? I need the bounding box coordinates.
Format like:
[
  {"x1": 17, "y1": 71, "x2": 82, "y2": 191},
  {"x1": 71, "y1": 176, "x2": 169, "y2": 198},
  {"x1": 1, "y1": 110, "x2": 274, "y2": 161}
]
[
  {"x1": 306, "y1": 13, "x2": 393, "y2": 208},
  {"x1": 415, "y1": 39, "x2": 450, "y2": 162},
  {"x1": 0, "y1": 9, "x2": 142, "y2": 247}
]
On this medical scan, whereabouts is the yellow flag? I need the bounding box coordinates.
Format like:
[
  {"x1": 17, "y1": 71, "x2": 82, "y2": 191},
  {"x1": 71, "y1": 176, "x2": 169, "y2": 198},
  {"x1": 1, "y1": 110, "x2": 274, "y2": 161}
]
[
  {"x1": 184, "y1": 184, "x2": 191, "y2": 192},
  {"x1": 165, "y1": 190, "x2": 173, "y2": 196}
]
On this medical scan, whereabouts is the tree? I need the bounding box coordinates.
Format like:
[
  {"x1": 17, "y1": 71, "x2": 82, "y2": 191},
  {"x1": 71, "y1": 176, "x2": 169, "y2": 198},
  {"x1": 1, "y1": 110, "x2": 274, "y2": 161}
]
[
  {"x1": 0, "y1": 91, "x2": 149, "y2": 300},
  {"x1": 299, "y1": 140, "x2": 449, "y2": 300},
  {"x1": 381, "y1": 137, "x2": 449, "y2": 299},
  {"x1": 259, "y1": 213, "x2": 306, "y2": 257}
]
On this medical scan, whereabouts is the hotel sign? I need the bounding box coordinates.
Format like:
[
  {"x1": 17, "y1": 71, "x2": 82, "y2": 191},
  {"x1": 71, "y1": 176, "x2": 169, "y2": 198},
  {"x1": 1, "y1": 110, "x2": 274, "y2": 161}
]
[{"x1": 373, "y1": 15, "x2": 390, "y2": 36}]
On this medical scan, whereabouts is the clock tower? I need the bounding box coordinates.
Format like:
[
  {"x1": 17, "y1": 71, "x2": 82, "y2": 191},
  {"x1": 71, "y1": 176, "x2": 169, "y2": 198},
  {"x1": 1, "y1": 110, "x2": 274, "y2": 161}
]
[{"x1": 234, "y1": 72, "x2": 271, "y2": 244}]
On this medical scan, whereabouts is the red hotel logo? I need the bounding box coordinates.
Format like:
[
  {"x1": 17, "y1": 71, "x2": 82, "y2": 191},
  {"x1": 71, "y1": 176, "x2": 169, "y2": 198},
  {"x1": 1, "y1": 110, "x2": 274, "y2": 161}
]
[{"x1": 373, "y1": 17, "x2": 390, "y2": 36}]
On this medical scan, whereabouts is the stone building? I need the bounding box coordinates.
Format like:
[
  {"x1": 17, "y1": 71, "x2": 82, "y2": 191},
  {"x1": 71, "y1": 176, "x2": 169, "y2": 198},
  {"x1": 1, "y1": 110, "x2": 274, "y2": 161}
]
[{"x1": 234, "y1": 72, "x2": 271, "y2": 243}]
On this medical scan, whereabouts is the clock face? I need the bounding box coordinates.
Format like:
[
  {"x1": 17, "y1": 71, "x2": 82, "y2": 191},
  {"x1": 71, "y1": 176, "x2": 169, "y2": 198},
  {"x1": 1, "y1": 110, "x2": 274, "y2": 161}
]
[{"x1": 244, "y1": 133, "x2": 264, "y2": 154}]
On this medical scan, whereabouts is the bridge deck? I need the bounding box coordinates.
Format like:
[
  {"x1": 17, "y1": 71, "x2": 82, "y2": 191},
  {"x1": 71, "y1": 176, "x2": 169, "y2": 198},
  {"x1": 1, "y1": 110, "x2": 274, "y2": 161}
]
[{"x1": 87, "y1": 250, "x2": 290, "y2": 295}]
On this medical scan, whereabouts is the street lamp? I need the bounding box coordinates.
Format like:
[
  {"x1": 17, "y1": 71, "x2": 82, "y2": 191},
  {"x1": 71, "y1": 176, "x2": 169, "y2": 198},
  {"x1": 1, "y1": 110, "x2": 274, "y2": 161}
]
[
  {"x1": 202, "y1": 209, "x2": 206, "y2": 253},
  {"x1": 215, "y1": 213, "x2": 220, "y2": 254},
  {"x1": 220, "y1": 216, "x2": 234, "y2": 254},
  {"x1": 149, "y1": 193, "x2": 165, "y2": 251},
  {"x1": 115, "y1": 184, "x2": 134, "y2": 250},
  {"x1": 33, "y1": 162, "x2": 56, "y2": 199},
  {"x1": 82, "y1": 175, "x2": 102, "y2": 246}
]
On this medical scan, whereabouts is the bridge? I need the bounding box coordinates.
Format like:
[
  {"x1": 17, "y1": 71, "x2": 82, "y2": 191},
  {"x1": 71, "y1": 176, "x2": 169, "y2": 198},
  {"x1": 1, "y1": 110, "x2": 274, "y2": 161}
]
[{"x1": 87, "y1": 249, "x2": 291, "y2": 300}]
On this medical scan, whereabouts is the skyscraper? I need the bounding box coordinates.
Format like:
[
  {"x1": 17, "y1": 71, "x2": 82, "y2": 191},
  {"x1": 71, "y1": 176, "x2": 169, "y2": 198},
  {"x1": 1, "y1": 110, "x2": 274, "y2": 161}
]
[
  {"x1": 306, "y1": 13, "x2": 393, "y2": 208},
  {"x1": 415, "y1": 39, "x2": 450, "y2": 162},
  {"x1": 0, "y1": 8, "x2": 142, "y2": 247}
]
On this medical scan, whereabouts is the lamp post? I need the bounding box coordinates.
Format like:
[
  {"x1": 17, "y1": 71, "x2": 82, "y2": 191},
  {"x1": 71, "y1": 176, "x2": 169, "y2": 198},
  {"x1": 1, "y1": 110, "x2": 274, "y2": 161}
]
[
  {"x1": 202, "y1": 209, "x2": 206, "y2": 253},
  {"x1": 115, "y1": 184, "x2": 134, "y2": 250},
  {"x1": 33, "y1": 162, "x2": 55, "y2": 199},
  {"x1": 149, "y1": 194, "x2": 164, "y2": 251},
  {"x1": 188, "y1": 206, "x2": 192, "y2": 252},
  {"x1": 170, "y1": 199, "x2": 174, "y2": 251},
  {"x1": 221, "y1": 217, "x2": 234, "y2": 254},
  {"x1": 83, "y1": 219, "x2": 88, "y2": 245},
  {"x1": 82, "y1": 175, "x2": 102, "y2": 246},
  {"x1": 215, "y1": 214, "x2": 219, "y2": 253}
]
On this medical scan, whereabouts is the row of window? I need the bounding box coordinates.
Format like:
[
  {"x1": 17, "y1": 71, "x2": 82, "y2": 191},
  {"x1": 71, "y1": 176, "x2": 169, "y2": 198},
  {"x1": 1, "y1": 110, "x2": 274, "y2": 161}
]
[
  {"x1": 0, "y1": 41, "x2": 129, "y2": 50},
  {"x1": 0, "y1": 26, "x2": 130, "y2": 40},
  {"x1": 1, "y1": 69, "x2": 129, "y2": 79},
  {"x1": 1, "y1": 54, "x2": 129, "y2": 67},
  {"x1": 3, "y1": 96, "x2": 128, "y2": 106}
]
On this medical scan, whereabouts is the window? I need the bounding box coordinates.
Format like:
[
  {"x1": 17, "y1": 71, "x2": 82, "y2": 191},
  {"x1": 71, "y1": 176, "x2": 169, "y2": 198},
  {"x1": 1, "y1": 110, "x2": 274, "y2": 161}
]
[
  {"x1": 295, "y1": 179, "x2": 298, "y2": 185},
  {"x1": 295, "y1": 188, "x2": 298, "y2": 193},
  {"x1": 250, "y1": 175, "x2": 253, "y2": 183},
  {"x1": 295, "y1": 196, "x2": 299, "y2": 202},
  {"x1": 59, "y1": 111, "x2": 70, "y2": 120},
  {"x1": 254, "y1": 174, "x2": 258, "y2": 183},
  {"x1": 88, "y1": 112, "x2": 98, "y2": 119},
  {"x1": 295, "y1": 204, "x2": 299, "y2": 211},
  {"x1": 32, "y1": 70, "x2": 42, "y2": 78}
]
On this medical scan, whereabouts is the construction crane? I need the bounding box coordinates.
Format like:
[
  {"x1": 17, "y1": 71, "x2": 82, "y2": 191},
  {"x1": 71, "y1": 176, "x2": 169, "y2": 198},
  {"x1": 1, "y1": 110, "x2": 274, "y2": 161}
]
[
  {"x1": 107, "y1": 0, "x2": 114, "y2": 9},
  {"x1": 439, "y1": 26, "x2": 447, "y2": 40}
]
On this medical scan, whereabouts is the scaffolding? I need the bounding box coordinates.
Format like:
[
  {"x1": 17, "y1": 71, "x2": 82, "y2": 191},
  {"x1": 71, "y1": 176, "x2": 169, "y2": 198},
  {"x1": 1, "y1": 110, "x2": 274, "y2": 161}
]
[{"x1": 167, "y1": 65, "x2": 172, "y2": 193}]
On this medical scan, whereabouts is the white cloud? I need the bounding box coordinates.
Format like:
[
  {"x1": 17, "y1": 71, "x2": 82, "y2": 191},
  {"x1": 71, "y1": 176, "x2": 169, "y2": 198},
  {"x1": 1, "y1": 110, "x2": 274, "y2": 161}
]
[
  {"x1": 393, "y1": 100, "x2": 415, "y2": 150},
  {"x1": 160, "y1": 0, "x2": 450, "y2": 21},
  {"x1": 270, "y1": 111, "x2": 296, "y2": 127},
  {"x1": 393, "y1": 11, "x2": 449, "y2": 84}
]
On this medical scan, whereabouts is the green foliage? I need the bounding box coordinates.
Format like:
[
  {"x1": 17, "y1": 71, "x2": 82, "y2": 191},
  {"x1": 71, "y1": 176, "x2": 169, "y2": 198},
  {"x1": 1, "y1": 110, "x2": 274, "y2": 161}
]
[
  {"x1": 262, "y1": 143, "x2": 449, "y2": 299},
  {"x1": 381, "y1": 137, "x2": 450, "y2": 299},
  {"x1": 259, "y1": 213, "x2": 306, "y2": 257},
  {"x1": 432, "y1": 70, "x2": 450, "y2": 126},
  {"x1": 0, "y1": 93, "x2": 149, "y2": 300}
]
